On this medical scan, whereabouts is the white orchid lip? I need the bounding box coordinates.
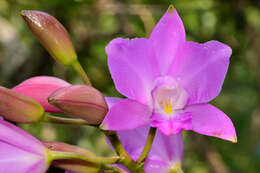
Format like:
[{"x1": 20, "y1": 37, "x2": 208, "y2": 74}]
[{"x1": 151, "y1": 76, "x2": 188, "y2": 117}]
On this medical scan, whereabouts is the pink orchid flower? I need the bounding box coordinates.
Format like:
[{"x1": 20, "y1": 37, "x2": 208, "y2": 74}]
[
  {"x1": 0, "y1": 118, "x2": 49, "y2": 173},
  {"x1": 101, "y1": 6, "x2": 237, "y2": 142}
]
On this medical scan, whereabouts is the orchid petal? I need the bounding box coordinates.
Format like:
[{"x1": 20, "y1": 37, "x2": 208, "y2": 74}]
[
  {"x1": 12, "y1": 76, "x2": 71, "y2": 112},
  {"x1": 151, "y1": 113, "x2": 192, "y2": 136},
  {"x1": 186, "y1": 104, "x2": 237, "y2": 142},
  {"x1": 100, "y1": 99, "x2": 151, "y2": 130},
  {"x1": 169, "y1": 41, "x2": 232, "y2": 104},
  {"x1": 0, "y1": 119, "x2": 45, "y2": 154},
  {"x1": 0, "y1": 142, "x2": 46, "y2": 173},
  {"x1": 0, "y1": 119, "x2": 48, "y2": 172},
  {"x1": 104, "y1": 97, "x2": 122, "y2": 108},
  {"x1": 149, "y1": 5, "x2": 185, "y2": 75},
  {"x1": 106, "y1": 38, "x2": 159, "y2": 104}
]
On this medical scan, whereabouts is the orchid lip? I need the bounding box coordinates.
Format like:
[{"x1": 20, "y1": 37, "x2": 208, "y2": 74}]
[{"x1": 151, "y1": 76, "x2": 189, "y2": 118}]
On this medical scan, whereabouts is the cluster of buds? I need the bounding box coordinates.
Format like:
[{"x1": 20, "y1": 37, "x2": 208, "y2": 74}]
[
  {"x1": 0, "y1": 4, "x2": 237, "y2": 173},
  {"x1": 0, "y1": 11, "x2": 117, "y2": 173}
]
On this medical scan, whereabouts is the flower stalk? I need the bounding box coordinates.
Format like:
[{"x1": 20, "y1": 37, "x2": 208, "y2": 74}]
[
  {"x1": 72, "y1": 61, "x2": 92, "y2": 86},
  {"x1": 102, "y1": 130, "x2": 140, "y2": 172},
  {"x1": 42, "y1": 113, "x2": 93, "y2": 126},
  {"x1": 137, "y1": 127, "x2": 157, "y2": 165},
  {"x1": 101, "y1": 165, "x2": 126, "y2": 173},
  {"x1": 49, "y1": 150, "x2": 120, "y2": 165}
]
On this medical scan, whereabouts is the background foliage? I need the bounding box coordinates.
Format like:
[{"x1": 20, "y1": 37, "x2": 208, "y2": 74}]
[{"x1": 0, "y1": 0, "x2": 260, "y2": 172}]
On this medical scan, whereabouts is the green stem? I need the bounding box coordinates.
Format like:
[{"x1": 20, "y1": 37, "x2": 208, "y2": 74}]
[
  {"x1": 72, "y1": 60, "x2": 92, "y2": 86},
  {"x1": 49, "y1": 150, "x2": 120, "y2": 165},
  {"x1": 102, "y1": 130, "x2": 139, "y2": 172},
  {"x1": 42, "y1": 113, "x2": 93, "y2": 126},
  {"x1": 137, "y1": 127, "x2": 157, "y2": 165}
]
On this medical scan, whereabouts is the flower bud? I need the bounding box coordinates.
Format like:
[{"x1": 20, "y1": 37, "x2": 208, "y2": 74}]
[
  {"x1": 12, "y1": 76, "x2": 71, "y2": 113},
  {"x1": 21, "y1": 10, "x2": 77, "y2": 65},
  {"x1": 44, "y1": 142, "x2": 100, "y2": 173},
  {"x1": 0, "y1": 86, "x2": 44, "y2": 123},
  {"x1": 48, "y1": 85, "x2": 108, "y2": 125}
]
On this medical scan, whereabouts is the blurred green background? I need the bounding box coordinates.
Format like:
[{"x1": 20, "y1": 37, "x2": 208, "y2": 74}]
[{"x1": 0, "y1": 0, "x2": 260, "y2": 172}]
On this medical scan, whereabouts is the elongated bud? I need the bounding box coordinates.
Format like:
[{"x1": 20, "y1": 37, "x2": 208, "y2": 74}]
[
  {"x1": 53, "y1": 159, "x2": 99, "y2": 173},
  {"x1": 21, "y1": 10, "x2": 77, "y2": 65},
  {"x1": 48, "y1": 85, "x2": 108, "y2": 125},
  {"x1": 44, "y1": 142, "x2": 100, "y2": 173},
  {"x1": 0, "y1": 86, "x2": 44, "y2": 123}
]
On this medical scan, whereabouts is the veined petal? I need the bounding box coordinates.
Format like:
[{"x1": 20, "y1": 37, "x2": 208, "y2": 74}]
[
  {"x1": 106, "y1": 38, "x2": 160, "y2": 104},
  {"x1": 186, "y1": 104, "x2": 237, "y2": 142},
  {"x1": 100, "y1": 99, "x2": 151, "y2": 131},
  {"x1": 117, "y1": 126, "x2": 184, "y2": 172},
  {"x1": 169, "y1": 41, "x2": 232, "y2": 104},
  {"x1": 149, "y1": 5, "x2": 185, "y2": 75},
  {"x1": 0, "y1": 119, "x2": 45, "y2": 154},
  {"x1": 12, "y1": 76, "x2": 71, "y2": 113},
  {"x1": 27, "y1": 159, "x2": 49, "y2": 173},
  {"x1": 0, "y1": 142, "x2": 47, "y2": 173}
]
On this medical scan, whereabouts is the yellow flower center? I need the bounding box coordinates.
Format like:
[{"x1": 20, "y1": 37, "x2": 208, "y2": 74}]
[{"x1": 164, "y1": 101, "x2": 172, "y2": 114}]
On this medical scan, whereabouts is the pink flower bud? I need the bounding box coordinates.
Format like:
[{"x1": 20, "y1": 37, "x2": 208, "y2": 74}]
[
  {"x1": 12, "y1": 76, "x2": 71, "y2": 113},
  {"x1": 0, "y1": 119, "x2": 49, "y2": 172},
  {"x1": 48, "y1": 85, "x2": 108, "y2": 125},
  {"x1": 0, "y1": 86, "x2": 44, "y2": 123},
  {"x1": 44, "y1": 142, "x2": 100, "y2": 173},
  {"x1": 21, "y1": 10, "x2": 77, "y2": 65}
]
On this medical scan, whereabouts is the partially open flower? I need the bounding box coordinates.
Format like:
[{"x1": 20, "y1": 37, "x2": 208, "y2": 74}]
[
  {"x1": 0, "y1": 119, "x2": 50, "y2": 173},
  {"x1": 21, "y1": 10, "x2": 77, "y2": 66},
  {"x1": 12, "y1": 76, "x2": 71, "y2": 113},
  {"x1": 48, "y1": 85, "x2": 108, "y2": 125},
  {"x1": 0, "y1": 86, "x2": 44, "y2": 123}
]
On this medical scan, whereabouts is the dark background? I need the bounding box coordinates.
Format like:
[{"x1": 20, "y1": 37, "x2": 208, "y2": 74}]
[{"x1": 0, "y1": 0, "x2": 260, "y2": 172}]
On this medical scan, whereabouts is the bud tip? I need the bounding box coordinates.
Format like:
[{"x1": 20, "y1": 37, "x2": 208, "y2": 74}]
[
  {"x1": 20, "y1": 10, "x2": 26, "y2": 17},
  {"x1": 168, "y1": 5, "x2": 175, "y2": 14}
]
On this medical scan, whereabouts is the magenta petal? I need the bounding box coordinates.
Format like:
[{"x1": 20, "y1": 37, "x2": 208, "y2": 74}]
[
  {"x1": 100, "y1": 99, "x2": 151, "y2": 130},
  {"x1": 0, "y1": 119, "x2": 48, "y2": 172},
  {"x1": 144, "y1": 160, "x2": 170, "y2": 173},
  {"x1": 12, "y1": 76, "x2": 71, "y2": 112},
  {"x1": 149, "y1": 6, "x2": 185, "y2": 75},
  {"x1": 104, "y1": 97, "x2": 122, "y2": 108},
  {"x1": 151, "y1": 113, "x2": 192, "y2": 136},
  {"x1": 106, "y1": 38, "x2": 160, "y2": 103},
  {"x1": 169, "y1": 41, "x2": 232, "y2": 104},
  {"x1": 0, "y1": 142, "x2": 46, "y2": 173},
  {"x1": 186, "y1": 104, "x2": 237, "y2": 142},
  {"x1": 0, "y1": 119, "x2": 45, "y2": 154}
]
